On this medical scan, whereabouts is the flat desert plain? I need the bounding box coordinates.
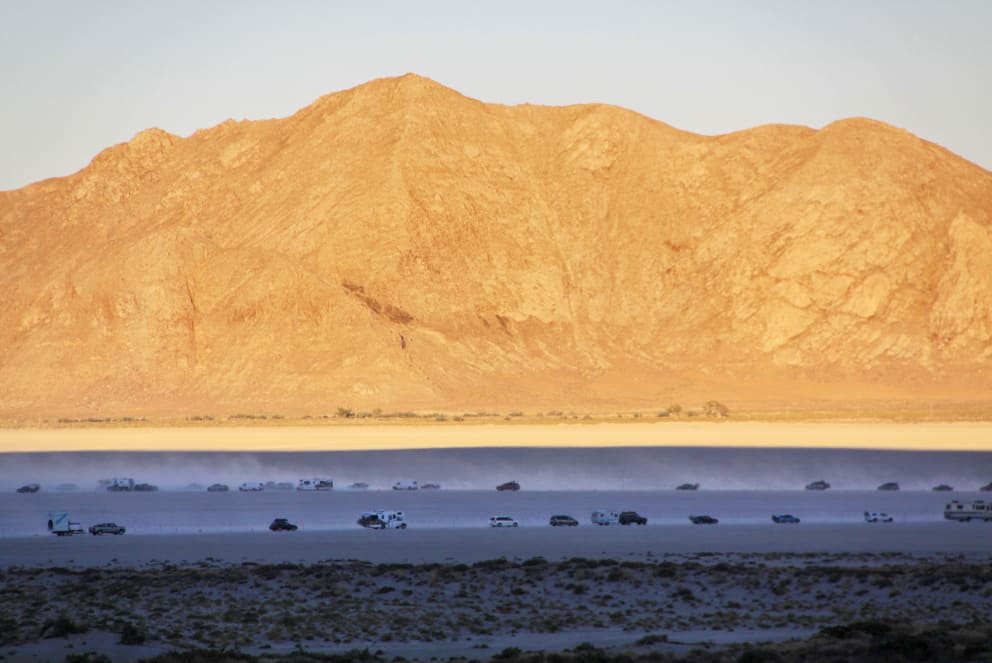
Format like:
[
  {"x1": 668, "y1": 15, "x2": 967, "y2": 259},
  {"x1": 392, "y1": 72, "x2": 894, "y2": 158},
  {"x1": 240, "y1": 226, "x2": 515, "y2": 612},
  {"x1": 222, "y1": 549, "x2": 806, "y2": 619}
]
[{"x1": 3, "y1": 420, "x2": 992, "y2": 452}]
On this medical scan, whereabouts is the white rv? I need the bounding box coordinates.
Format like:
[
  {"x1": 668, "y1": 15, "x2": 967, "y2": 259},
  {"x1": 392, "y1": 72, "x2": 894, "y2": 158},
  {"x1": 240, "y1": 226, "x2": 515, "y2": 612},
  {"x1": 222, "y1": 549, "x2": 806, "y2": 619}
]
[
  {"x1": 297, "y1": 478, "x2": 334, "y2": 491},
  {"x1": 238, "y1": 482, "x2": 264, "y2": 492},
  {"x1": 591, "y1": 510, "x2": 620, "y2": 526},
  {"x1": 47, "y1": 511, "x2": 84, "y2": 536},
  {"x1": 392, "y1": 480, "x2": 418, "y2": 491},
  {"x1": 944, "y1": 500, "x2": 992, "y2": 522},
  {"x1": 357, "y1": 510, "x2": 408, "y2": 529}
]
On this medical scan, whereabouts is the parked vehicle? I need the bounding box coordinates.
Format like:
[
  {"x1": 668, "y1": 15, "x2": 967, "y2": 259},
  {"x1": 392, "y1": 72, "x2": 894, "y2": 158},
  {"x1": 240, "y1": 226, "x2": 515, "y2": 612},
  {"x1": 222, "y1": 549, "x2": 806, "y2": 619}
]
[
  {"x1": 490, "y1": 515, "x2": 519, "y2": 528},
  {"x1": 269, "y1": 518, "x2": 298, "y2": 532},
  {"x1": 877, "y1": 482, "x2": 900, "y2": 491},
  {"x1": 207, "y1": 483, "x2": 230, "y2": 492},
  {"x1": 591, "y1": 510, "x2": 619, "y2": 526},
  {"x1": 358, "y1": 510, "x2": 407, "y2": 529},
  {"x1": 981, "y1": 482, "x2": 992, "y2": 492},
  {"x1": 689, "y1": 515, "x2": 719, "y2": 524},
  {"x1": 864, "y1": 511, "x2": 894, "y2": 523},
  {"x1": 676, "y1": 483, "x2": 699, "y2": 491},
  {"x1": 107, "y1": 478, "x2": 135, "y2": 492},
  {"x1": 943, "y1": 500, "x2": 992, "y2": 522},
  {"x1": 497, "y1": 481, "x2": 520, "y2": 492},
  {"x1": 421, "y1": 483, "x2": 441, "y2": 490},
  {"x1": 239, "y1": 482, "x2": 264, "y2": 492},
  {"x1": 932, "y1": 484, "x2": 954, "y2": 492},
  {"x1": 393, "y1": 480, "x2": 419, "y2": 491},
  {"x1": 16, "y1": 483, "x2": 40, "y2": 493},
  {"x1": 619, "y1": 511, "x2": 647, "y2": 525},
  {"x1": 47, "y1": 512, "x2": 84, "y2": 536},
  {"x1": 133, "y1": 483, "x2": 158, "y2": 492},
  {"x1": 89, "y1": 522, "x2": 126, "y2": 535},
  {"x1": 549, "y1": 514, "x2": 578, "y2": 527},
  {"x1": 772, "y1": 514, "x2": 801, "y2": 524},
  {"x1": 297, "y1": 478, "x2": 334, "y2": 491},
  {"x1": 805, "y1": 480, "x2": 830, "y2": 491}
]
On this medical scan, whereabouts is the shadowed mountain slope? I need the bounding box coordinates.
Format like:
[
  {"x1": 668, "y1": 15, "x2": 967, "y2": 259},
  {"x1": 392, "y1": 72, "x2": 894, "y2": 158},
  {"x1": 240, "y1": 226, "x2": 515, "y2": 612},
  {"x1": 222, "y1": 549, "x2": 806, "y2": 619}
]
[{"x1": 2, "y1": 74, "x2": 991, "y2": 418}]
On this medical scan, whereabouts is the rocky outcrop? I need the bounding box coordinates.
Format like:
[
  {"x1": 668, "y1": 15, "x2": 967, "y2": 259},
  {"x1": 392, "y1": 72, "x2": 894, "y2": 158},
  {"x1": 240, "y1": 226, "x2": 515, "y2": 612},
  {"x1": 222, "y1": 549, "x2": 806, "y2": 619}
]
[{"x1": 1, "y1": 74, "x2": 990, "y2": 417}]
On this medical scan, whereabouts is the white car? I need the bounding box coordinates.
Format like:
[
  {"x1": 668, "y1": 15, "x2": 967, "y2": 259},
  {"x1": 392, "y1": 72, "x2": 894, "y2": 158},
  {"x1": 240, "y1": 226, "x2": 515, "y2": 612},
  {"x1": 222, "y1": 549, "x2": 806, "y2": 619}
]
[
  {"x1": 864, "y1": 511, "x2": 893, "y2": 523},
  {"x1": 490, "y1": 515, "x2": 519, "y2": 528}
]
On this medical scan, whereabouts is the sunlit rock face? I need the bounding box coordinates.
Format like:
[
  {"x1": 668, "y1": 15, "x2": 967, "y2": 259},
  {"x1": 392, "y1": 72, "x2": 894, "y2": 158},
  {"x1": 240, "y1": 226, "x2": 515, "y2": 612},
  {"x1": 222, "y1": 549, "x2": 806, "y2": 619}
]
[{"x1": 2, "y1": 74, "x2": 990, "y2": 417}]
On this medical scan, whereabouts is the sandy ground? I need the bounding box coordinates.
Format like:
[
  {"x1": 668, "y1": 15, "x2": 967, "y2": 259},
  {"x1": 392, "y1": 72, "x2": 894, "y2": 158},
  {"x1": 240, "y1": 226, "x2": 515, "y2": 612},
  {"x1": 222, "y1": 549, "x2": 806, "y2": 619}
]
[
  {"x1": 3, "y1": 421, "x2": 992, "y2": 452},
  {"x1": 3, "y1": 522, "x2": 992, "y2": 569}
]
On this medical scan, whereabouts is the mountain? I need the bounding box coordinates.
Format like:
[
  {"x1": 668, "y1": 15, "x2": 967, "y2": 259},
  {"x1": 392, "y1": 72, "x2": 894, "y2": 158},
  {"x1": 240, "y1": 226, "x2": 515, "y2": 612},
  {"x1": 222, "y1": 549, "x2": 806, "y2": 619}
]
[{"x1": 1, "y1": 74, "x2": 991, "y2": 419}]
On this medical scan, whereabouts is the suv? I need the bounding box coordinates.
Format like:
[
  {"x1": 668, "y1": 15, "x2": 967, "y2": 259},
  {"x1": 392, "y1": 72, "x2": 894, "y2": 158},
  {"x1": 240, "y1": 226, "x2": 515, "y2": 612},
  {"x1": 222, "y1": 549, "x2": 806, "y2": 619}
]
[
  {"x1": 89, "y1": 522, "x2": 126, "y2": 535},
  {"x1": 269, "y1": 518, "x2": 298, "y2": 531},
  {"x1": 549, "y1": 514, "x2": 578, "y2": 527},
  {"x1": 619, "y1": 511, "x2": 647, "y2": 525}
]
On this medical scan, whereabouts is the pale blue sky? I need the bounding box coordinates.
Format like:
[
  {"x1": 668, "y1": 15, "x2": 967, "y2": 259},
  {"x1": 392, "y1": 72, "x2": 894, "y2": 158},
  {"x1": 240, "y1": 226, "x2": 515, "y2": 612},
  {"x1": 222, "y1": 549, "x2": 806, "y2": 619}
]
[{"x1": 2, "y1": 1, "x2": 990, "y2": 191}]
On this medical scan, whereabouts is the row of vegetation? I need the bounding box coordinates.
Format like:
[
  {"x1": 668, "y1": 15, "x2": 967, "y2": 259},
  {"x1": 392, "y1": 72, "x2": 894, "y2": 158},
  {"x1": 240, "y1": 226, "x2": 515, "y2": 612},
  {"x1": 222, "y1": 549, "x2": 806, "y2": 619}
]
[{"x1": 36, "y1": 403, "x2": 732, "y2": 427}]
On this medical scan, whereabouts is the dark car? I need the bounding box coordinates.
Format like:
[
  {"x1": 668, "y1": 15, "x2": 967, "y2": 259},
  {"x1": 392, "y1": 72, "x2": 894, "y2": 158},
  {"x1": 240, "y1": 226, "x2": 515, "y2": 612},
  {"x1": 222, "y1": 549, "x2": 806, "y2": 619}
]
[
  {"x1": 269, "y1": 518, "x2": 298, "y2": 532},
  {"x1": 497, "y1": 481, "x2": 520, "y2": 492},
  {"x1": 549, "y1": 514, "x2": 579, "y2": 527},
  {"x1": 932, "y1": 484, "x2": 953, "y2": 492},
  {"x1": 771, "y1": 514, "x2": 801, "y2": 524},
  {"x1": 689, "y1": 515, "x2": 719, "y2": 525},
  {"x1": 619, "y1": 511, "x2": 647, "y2": 525},
  {"x1": 16, "y1": 483, "x2": 40, "y2": 493},
  {"x1": 89, "y1": 522, "x2": 126, "y2": 535},
  {"x1": 676, "y1": 483, "x2": 699, "y2": 491}
]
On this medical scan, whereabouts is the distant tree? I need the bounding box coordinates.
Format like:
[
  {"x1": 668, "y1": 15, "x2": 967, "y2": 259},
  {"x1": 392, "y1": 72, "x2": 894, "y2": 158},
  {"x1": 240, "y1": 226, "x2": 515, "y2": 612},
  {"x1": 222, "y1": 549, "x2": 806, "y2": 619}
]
[
  {"x1": 667, "y1": 404, "x2": 683, "y2": 417},
  {"x1": 336, "y1": 407, "x2": 355, "y2": 418},
  {"x1": 704, "y1": 400, "x2": 730, "y2": 417}
]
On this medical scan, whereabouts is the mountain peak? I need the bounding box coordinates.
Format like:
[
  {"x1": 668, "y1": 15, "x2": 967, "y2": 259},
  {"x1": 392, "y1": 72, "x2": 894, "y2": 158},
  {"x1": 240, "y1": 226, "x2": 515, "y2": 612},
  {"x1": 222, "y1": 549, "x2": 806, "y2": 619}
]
[{"x1": 2, "y1": 77, "x2": 991, "y2": 418}]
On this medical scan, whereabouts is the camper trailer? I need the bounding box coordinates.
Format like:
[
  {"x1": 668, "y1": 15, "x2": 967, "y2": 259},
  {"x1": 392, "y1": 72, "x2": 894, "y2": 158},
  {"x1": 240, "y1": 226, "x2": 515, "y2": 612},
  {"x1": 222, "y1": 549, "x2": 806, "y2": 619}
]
[
  {"x1": 47, "y1": 511, "x2": 84, "y2": 536},
  {"x1": 297, "y1": 478, "x2": 334, "y2": 491},
  {"x1": 591, "y1": 510, "x2": 620, "y2": 526},
  {"x1": 944, "y1": 500, "x2": 992, "y2": 522},
  {"x1": 357, "y1": 510, "x2": 408, "y2": 529}
]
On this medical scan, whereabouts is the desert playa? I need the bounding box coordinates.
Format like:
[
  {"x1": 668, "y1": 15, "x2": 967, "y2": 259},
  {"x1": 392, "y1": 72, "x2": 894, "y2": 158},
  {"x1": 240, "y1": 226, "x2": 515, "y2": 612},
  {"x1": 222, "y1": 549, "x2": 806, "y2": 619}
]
[{"x1": 3, "y1": 420, "x2": 992, "y2": 452}]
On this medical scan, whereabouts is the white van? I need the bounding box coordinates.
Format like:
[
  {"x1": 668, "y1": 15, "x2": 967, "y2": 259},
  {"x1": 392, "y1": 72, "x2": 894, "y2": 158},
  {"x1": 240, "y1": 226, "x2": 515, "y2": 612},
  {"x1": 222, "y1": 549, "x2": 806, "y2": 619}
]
[
  {"x1": 490, "y1": 515, "x2": 519, "y2": 528},
  {"x1": 591, "y1": 510, "x2": 619, "y2": 526},
  {"x1": 239, "y1": 482, "x2": 264, "y2": 492}
]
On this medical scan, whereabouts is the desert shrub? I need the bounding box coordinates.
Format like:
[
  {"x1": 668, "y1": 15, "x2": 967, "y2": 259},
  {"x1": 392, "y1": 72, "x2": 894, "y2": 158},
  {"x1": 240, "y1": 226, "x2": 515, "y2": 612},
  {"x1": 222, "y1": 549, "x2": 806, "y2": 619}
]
[
  {"x1": 737, "y1": 649, "x2": 784, "y2": 663},
  {"x1": 65, "y1": 654, "x2": 112, "y2": 663},
  {"x1": 336, "y1": 407, "x2": 355, "y2": 418},
  {"x1": 40, "y1": 614, "x2": 88, "y2": 639},
  {"x1": 119, "y1": 621, "x2": 147, "y2": 645}
]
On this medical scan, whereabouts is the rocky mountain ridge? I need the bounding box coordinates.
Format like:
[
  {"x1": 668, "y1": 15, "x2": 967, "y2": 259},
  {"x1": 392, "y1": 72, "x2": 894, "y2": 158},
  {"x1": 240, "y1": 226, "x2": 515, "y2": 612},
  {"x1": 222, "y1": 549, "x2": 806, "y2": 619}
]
[{"x1": 1, "y1": 74, "x2": 990, "y2": 418}]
